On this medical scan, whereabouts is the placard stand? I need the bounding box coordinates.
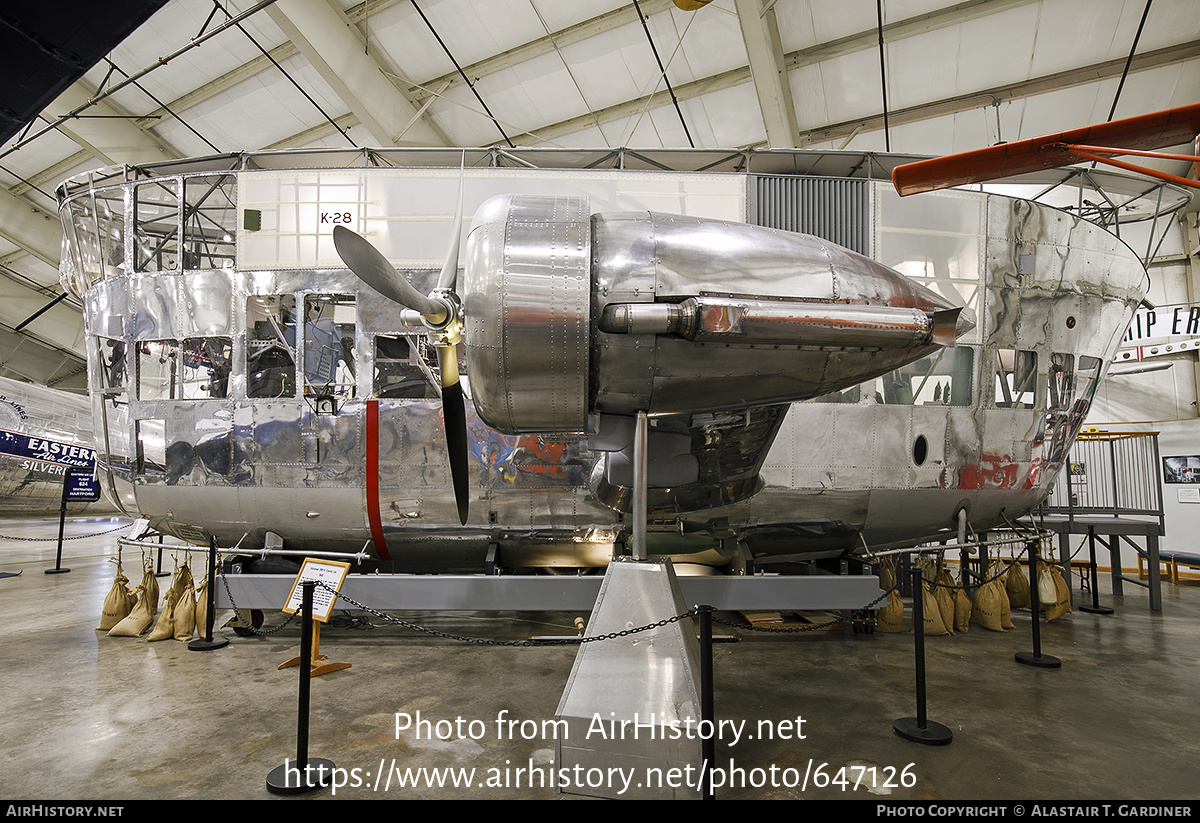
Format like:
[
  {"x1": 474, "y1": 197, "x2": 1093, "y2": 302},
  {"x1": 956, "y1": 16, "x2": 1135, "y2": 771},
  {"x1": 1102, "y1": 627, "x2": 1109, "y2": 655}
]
[{"x1": 276, "y1": 558, "x2": 351, "y2": 677}]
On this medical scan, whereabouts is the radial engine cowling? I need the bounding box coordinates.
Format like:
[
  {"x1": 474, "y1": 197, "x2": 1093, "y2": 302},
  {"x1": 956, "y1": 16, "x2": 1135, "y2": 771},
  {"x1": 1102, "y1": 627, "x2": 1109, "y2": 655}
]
[{"x1": 462, "y1": 194, "x2": 972, "y2": 435}]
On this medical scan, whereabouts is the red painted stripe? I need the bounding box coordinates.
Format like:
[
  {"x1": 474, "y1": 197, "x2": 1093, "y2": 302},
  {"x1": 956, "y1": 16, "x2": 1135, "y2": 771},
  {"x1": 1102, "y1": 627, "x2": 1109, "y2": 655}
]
[{"x1": 365, "y1": 399, "x2": 390, "y2": 561}]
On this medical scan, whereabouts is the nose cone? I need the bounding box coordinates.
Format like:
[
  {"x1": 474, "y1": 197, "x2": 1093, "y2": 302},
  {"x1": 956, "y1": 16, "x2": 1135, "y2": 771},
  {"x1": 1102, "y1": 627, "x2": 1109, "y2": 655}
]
[{"x1": 931, "y1": 305, "x2": 977, "y2": 347}]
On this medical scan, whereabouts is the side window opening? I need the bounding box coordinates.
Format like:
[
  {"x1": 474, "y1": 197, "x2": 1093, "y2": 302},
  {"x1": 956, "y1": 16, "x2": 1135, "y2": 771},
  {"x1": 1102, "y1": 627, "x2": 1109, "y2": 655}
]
[
  {"x1": 994, "y1": 348, "x2": 1037, "y2": 408},
  {"x1": 812, "y1": 347, "x2": 975, "y2": 407},
  {"x1": 246, "y1": 295, "x2": 296, "y2": 399},
  {"x1": 302, "y1": 294, "x2": 357, "y2": 398},
  {"x1": 373, "y1": 334, "x2": 439, "y2": 399}
]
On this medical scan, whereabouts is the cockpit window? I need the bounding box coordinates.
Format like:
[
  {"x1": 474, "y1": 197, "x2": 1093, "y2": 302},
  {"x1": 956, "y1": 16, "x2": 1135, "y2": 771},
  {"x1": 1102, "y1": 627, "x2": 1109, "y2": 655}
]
[{"x1": 246, "y1": 295, "x2": 296, "y2": 398}]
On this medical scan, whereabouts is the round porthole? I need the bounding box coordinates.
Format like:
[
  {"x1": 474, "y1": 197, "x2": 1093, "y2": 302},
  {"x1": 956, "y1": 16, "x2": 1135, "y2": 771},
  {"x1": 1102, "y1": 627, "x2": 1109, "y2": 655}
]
[{"x1": 913, "y1": 434, "x2": 928, "y2": 466}]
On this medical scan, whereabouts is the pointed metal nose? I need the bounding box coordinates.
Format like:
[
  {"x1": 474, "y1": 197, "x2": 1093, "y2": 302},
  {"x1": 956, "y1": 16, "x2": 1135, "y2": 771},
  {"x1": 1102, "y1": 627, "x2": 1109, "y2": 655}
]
[{"x1": 930, "y1": 305, "x2": 977, "y2": 347}]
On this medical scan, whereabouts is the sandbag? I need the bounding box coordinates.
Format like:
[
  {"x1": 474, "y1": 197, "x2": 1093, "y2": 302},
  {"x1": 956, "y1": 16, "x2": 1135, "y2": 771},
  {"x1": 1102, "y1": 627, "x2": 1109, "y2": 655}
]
[
  {"x1": 970, "y1": 575, "x2": 1006, "y2": 632},
  {"x1": 173, "y1": 563, "x2": 197, "y2": 641},
  {"x1": 953, "y1": 578, "x2": 971, "y2": 633},
  {"x1": 194, "y1": 580, "x2": 208, "y2": 638},
  {"x1": 995, "y1": 563, "x2": 1016, "y2": 630},
  {"x1": 139, "y1": 556, "x2": 159, "y2": 616},
  {"x1": 877, "y1": 589, "x2": 903, "y2": 633},
  {"x1": 96, "y1": 564, "x2": 133, "y2": 631},
  {"x1": 934, "y1": 569, "x2": 956, "y2": 635},
  {"x1": 107, "y1": 585, "x2": 154, "y2": 637},
  {"x1": 147, "y1": 588, "x2": 179, "y2": 642},
  {"x1": 1043, "y1": 561, "x2": 1072, "y2": 622},
  {"x1": 919, "y1": 578, "x2": 949, "y2": 635},
  {"x1": 1037, "y1": 560, "x2": 1057, "y2": 607},
  {"x1": 879, "y1": 556, "x2": 897, "y2": 592},
  {"x1": 1006, "y1": 560, "x2": 1031, "y2": 609}
]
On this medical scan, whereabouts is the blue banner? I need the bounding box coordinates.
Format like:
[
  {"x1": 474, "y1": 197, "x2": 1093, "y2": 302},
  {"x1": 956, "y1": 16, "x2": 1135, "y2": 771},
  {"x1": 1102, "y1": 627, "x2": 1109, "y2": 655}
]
[
  {"x1": 0, "y1": 428, "x2": 100, "y2": 500},
  {"x1": 0, "y1": 428, "x2": 97, "y2": 469}
]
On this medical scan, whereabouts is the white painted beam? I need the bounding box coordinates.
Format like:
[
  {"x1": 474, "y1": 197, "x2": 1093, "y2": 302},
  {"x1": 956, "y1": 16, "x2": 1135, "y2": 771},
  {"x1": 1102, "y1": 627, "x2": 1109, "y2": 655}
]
[
  {"x1": 0, "y1": 190, "x2": 64, "y2": 269},
  {"x1": 267, "y1": 0, "x2": 447, "y2": 147},
  {"x1": 734, "y1": 0, "x2": 799, "y2": 148}
]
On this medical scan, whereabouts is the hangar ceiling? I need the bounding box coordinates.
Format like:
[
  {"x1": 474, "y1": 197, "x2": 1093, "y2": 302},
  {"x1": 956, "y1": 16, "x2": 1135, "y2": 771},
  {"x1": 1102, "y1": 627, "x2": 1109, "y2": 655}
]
[{"x1": 0, "y1": 0, "x2": 1197, "y2": 393}]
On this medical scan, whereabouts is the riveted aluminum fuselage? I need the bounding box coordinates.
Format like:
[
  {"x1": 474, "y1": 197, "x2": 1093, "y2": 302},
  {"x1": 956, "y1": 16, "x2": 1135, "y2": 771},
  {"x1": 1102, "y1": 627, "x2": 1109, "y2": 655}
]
[{"x1": 57, "y1": 164, "x2": 1146, "y2": 569}]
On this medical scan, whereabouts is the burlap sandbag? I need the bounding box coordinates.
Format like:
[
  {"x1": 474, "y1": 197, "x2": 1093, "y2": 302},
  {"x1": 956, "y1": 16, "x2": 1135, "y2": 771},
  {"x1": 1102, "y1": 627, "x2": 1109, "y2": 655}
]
[
  {"x1": 174, "y1": 575, "x2": 196, "y2": 641},
  {"x1": 970, "y1": 577, "x2": 1006, "y2": 632},
  {"x1": 1037, "y1": 561, "x2": 1057, "y2": 607},
  {"x1": 877, "y1": 589, "x2": 903, "y2": 633},
  {"x1": 995, "y1": 563, "x2": 1016, "y2": 630},
  {"x1": 920, "y1": 578, "x2": 949, "y2": 635},
  {"x1": 879, "y1": 557, "x2": 897, "y2": 592},
  {"x1": 1006, "y1": 560, "x2": 1031, "y2": 609},
  {"x1": 139, "y1": 557, "x2": 159, "y2": 615},
  {"x1": 194, "y1": 580, "x2": 208, "y2": 638},
  {"x1": 107, "y1": 585, "x2": 154, "y2": 637},
  {"x1": 147, "y1": 588, "x2": 179, "y2": 642},
  {"x1": 953, "y1": 580, "x2": 971, "y2": 633},
  {"x1": 96, "y1": 564, "x2": 133, "y2": 631},
  {"x1": 935, "y1": 567, "x2": 958, "y2": 635},
  {"x1": 1043, "y1": 561, "x2": 1072, "y2": 622}
]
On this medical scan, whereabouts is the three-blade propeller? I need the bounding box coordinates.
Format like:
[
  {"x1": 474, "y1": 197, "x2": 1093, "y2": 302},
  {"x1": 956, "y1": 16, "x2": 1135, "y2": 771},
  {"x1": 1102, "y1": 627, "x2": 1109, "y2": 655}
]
[{"x1": 332, "y1": 188, "x2": 470, "y2": 525}]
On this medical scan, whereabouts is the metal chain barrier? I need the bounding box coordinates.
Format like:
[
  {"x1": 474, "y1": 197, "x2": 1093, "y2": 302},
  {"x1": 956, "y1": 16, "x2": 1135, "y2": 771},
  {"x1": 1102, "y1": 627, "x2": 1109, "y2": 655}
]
[
  {"x1": 0, "y1": 523, "x2": 131, "y2": 543},
  {"x1": 217, "y1": 562, "x2": 300, "y2": 637}
]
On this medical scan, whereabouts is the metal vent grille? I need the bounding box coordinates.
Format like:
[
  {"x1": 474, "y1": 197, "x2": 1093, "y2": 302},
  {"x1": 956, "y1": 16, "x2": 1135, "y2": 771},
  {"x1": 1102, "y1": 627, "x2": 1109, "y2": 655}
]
[{"x1": 749, "y1": 176, "x2": 870, "y2": 256}]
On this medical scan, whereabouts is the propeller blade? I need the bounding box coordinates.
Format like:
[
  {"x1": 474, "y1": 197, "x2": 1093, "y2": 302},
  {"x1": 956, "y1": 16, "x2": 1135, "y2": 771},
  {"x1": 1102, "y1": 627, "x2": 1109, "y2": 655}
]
[
  {"x1": 332, "y1": 225, "x2": 446, "y2": 321},
  {"x1": 436, "y1": 344, "x2": 470, "y2": 525},
  {"x1": 437, "y1": 160, "x2": 465, "y2": 292}
]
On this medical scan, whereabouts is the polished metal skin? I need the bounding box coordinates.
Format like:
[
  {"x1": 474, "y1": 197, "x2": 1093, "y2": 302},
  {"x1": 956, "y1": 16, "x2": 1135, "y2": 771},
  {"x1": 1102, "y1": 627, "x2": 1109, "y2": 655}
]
[
  {"x1": 55, "y1": 156, "x2": 1147, "y2": 570},
  {"x1": 463, "y1": 193, "x2": 964, "y2": 432},
  {"x1": 0, "y1": 376, "x2": 114, "y2": 517}
]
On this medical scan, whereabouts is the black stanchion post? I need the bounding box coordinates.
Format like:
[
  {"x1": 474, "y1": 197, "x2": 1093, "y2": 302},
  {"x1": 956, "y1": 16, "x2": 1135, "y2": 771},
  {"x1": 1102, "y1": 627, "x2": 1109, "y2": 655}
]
[
  {"x1": 45, "y1": 469, "x2": 73, "y2": 575},
  {"x1": 188, "y1": 535, "x2": 229, "y2": 651},
  {"x1": 1016, "y1": 540, "x2": 1061, "y2": 668},
  {"x1": 1079, "y1": 526, "x2": 1114, "y2": 615},
  {"x1": 893, "y1": 566, "x2": 952, "y2": 745},
  {"x1": 267, "y1": 581, "x2": 334, "y2": 795},
  {"x1": 154, "y1": 534, "x2": 169, "y2": 578},
  {"x1": 698, "y1": 605, "x2": 715, "y2": 801}
]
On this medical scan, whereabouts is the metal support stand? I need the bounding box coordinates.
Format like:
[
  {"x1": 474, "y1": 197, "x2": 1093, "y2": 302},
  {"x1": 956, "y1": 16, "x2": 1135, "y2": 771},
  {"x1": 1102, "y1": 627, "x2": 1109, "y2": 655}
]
[
  {"x1": 267, "y1": 581, "x2": 334, "y2": 795},
  {"x1": 1016, "y1": 541, "x2": 1061, "y2": 669},
  {"x1": 555, "y1": 558, "x2": 704, "y2": 800},
  {"x1": 44, "y1": 471, "x2": 73, "y2": 575},
  {"x1": 893, "y1": 567, "x2": 952, "y2": 746},
  {"x1": 1079, "y1": 526, "x2": 1114, "y2": 615},
  {"x1": 188, "y1": 536, "x2": 229, "y2": 651}
]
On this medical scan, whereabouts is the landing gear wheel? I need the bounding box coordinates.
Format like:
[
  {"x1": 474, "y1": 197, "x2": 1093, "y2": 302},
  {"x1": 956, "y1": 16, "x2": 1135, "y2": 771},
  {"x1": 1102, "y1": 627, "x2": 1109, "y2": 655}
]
[{"x1": 231, "y1": 609, "x2": 264, "y2": 637}]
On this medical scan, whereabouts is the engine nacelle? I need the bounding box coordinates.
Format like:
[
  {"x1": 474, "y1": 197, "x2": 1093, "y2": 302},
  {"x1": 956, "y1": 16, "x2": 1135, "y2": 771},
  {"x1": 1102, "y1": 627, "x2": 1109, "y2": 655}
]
[{"x1": 463, "y1": 194, "x2": 970, "y2": 435}]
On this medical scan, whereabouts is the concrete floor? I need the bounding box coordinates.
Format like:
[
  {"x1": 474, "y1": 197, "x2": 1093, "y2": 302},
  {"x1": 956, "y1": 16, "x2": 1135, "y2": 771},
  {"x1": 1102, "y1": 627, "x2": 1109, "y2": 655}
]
[{"x1": 2, "y1": 515, "x2": 1199, "y2": 802}]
